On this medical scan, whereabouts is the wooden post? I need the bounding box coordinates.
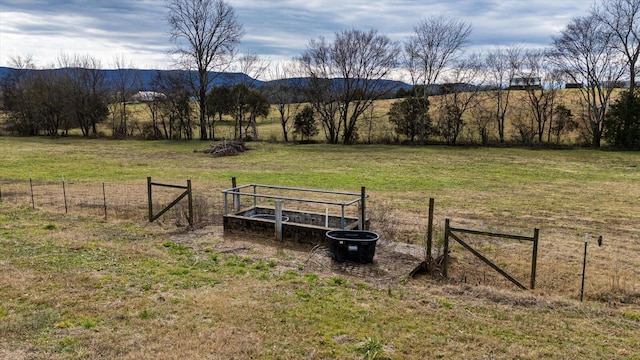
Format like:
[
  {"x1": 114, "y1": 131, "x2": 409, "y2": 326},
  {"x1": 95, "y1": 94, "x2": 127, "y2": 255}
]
[
  {"x1": 530, "y1": 228, "x2": 539, "y2": 289},
  {"x1": 187, "y1": 179, "x2": 193, "y2": 226},
  {"x1": 29, "y1": 174, "x2": 35, "y2": 209},
  {"x1": 275, "y1": 200, "x2": 283, "y2": 241},
  {"x1": 102, "y1": 179, "x2": 107, "y2": 220},
  {"x1": 147, "y1": 177, "x2": 153, "y2": 222},
  {"x1": 360, "y1": 186, "x2": 366, "y2": 230},
  {"x1": 62, "y1": 175, "x2": 68, "y2": 214},
  {"x1": 443, "y1": 219, "x2": 450, "y2": 278},
  {"x1": 426, "y1": 198, "x2": 435, "y2": 263}
]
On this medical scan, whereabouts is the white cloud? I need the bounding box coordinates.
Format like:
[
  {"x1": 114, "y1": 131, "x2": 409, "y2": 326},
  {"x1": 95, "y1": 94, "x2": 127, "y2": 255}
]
[{"x1": 0, "y1": 0, "x2": 590, "y2": 69}]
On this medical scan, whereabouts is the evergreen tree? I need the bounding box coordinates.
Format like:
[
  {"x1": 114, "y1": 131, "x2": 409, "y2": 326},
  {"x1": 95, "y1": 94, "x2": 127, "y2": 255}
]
[
  {"x1": 604, "y1": 90, "x2": 640, "y2": 149},
  {"x1": 293, "y1": 105, "x2": 318, "y2": 141},
  {"x1": 387, "y1": 96, "x2": 430, "y2": 142}
]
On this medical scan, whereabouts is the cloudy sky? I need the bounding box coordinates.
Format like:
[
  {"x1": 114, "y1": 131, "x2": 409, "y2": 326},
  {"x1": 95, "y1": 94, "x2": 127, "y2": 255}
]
[{"x1": 0, "y1": 0, "x2": 591, "y2": 73}]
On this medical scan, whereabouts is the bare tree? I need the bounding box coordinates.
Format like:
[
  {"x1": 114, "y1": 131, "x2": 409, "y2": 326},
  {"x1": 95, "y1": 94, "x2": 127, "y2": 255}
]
[
  {"x1": 1, "y1": 55, "x2": 38, "y2": 135},
  {"x1": 3, "y1": 54, "x2": 108, "y2": 137},
  {"x1": 229, "y1": 51, "x2": 268, "y2": 140},
  {"x1": 519, "y1": 48, "x2": 564, "y2": 143},
  {"x1": 484, "y1": 46, "x2": 523, "y2": 143},
  {"x1": 552, "y1": 14, "x2": 626, "y2": 147},
  {"x1": 593, "y1": 0, "x2": 640, "y2": 93},
  {"x1": 32, "y1": 70, "x2": 68, "y2": 136},
  {"x1": 300, "y1": 29, "x2": 401, "y2": 144},
  {"x1": 235, "y1": 51, "x2": 268, "y2": 86},
  {"x1": 436, "y1": 53, "x2": 486, "y2": 145},
  {"x1": 264, "y1": 62, "x2": 303, "y2": 142},
  {"x1": 8, "y1": 54, "x2": 35, "y2": 70},
  {"x1": 468, "y1": 105, "x2": 495, "y2": 145},
  {"x1": 167, "y1": 0, "x2": 244, "y2": 140},
  {"x1": 152, "y1": 70, "x2": 192, "y2": 140},
  {"x1": 300, "y1": 45, "x2": 341, "y2": 143},
  {"x1": 141, "y1": 70, "x2": 169, "y2": 140},
  {"x1": 57, "y1": 54, "x2": 109, "y2": 137},
  {"x1": 405, "y1": 15, "x2": 472, "y2": 142},
  {"x1": 110, "y1": 55, "x2": 139, "y2": 137}
]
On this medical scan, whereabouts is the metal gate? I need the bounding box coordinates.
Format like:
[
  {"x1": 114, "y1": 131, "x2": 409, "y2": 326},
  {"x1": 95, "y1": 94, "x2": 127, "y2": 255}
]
[
  {"x1": 147, "y1": 177, "x2": 193, "y2": 226},
  {"x1": 443, "y1": 219, "x2": 539, "y2": 290}
]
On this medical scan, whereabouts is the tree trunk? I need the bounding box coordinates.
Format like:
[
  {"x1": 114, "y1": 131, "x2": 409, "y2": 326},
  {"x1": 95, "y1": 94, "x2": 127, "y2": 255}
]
[{"x1": 199, "y1": 86, "x2": 208, "y2": 140}]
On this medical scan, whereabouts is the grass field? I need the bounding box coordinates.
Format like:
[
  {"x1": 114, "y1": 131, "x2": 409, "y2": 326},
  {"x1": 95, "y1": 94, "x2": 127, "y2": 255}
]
[
  {"x1": 1, "y1": 137, "x2": 639, "y2": 359},
  {"x1": 91, "y1": 88, "x2": 611, "y2": 145}
]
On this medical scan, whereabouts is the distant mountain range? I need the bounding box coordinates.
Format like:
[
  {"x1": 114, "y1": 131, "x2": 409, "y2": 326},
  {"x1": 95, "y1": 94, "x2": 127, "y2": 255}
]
[
  {"x1": 0, "y1": 67, "x2": 259, "y2": 89},
  {"x1": 0, "y1": 66, "x2": 412, "y2": 94}
]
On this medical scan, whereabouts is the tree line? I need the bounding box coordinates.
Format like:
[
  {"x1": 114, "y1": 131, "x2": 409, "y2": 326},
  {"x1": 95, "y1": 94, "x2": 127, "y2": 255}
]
[{"x1": 1, "y1": 0, "x2": 639, "y2": 149}]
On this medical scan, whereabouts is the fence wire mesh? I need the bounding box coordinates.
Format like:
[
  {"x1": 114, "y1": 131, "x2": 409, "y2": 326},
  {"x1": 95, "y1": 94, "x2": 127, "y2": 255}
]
[{"x1": 0, "y1": 178, "x2": 223, "y2": 226}]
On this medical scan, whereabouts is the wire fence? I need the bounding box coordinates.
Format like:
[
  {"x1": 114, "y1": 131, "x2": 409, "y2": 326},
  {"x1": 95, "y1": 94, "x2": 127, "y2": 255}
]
[
  {"x1": 4, "y1": 176, "x2": 636, "y2": 299},
  {"x1": 0, "y1": 175, "x2": 437, "y2": 248},
  {"x1": 0, "y1": 177, "x2": 411, "y2": 231},
  {"x1": 0, "y1": 177, "x2": 223, "y2": 226}
]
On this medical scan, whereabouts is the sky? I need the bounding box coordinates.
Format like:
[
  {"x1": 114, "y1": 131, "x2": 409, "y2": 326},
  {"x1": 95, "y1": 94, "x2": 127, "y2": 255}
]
[{"x1": 0, "y1": 0, "x2": 591, "y2": 77}]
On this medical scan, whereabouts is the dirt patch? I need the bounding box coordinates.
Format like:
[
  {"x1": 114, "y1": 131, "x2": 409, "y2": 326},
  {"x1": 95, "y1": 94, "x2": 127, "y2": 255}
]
[
  {"x1": 0, "y1": 346, "x2": 27, "y2": 360},
  {"x1": 169, "y1": 226, "x2": 424, "y2": 286},
  {"x1": 328, "y1": 239, "x2": 424, "y2": 285}
]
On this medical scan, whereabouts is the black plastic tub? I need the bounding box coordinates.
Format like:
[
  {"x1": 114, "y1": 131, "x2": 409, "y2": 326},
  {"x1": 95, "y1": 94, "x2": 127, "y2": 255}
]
[{"x1": 326, "y1": 230, "x2": 380, "y2": 263}]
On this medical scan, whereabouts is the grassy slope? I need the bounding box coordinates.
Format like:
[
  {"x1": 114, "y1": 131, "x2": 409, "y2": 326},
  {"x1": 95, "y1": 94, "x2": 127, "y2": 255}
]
[{"x1": 1, "y1": 137, "x2": 639, "y2": 359}]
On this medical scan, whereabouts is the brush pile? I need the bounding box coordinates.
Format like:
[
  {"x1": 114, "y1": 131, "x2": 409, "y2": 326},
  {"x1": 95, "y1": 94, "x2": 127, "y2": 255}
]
[{"x1": 202, "y1": 140, "x2": 247, "y2": 157}]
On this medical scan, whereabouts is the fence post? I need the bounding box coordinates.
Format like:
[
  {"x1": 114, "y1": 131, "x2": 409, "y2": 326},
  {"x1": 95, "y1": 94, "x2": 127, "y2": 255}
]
[
  {"x1": 443, "y1": 219, "x2": 450, "y2": 278},
  {"x1": 147, "y1": 177, "x2": 153, "y2": 222},
  {"x1": 580, "y1": 233, "x2": 589, "y2": 302},
  {"x1": 29, "y1": 174, "x2": 35, "y2": 209},
  {"x1": 187, "y1": 179, "x2": 193, "y2": 226},
  {"x1": 62, "y1": 175, "x2": 68, "y2": 214},
  {"x1": 231, "y1": 177, "x2": 239, "y2": 211},
  {"x1": 426, "y1": 198, "x2": 435, "y2": 263},
  {"x1": 102, "y1": 179, "x2": 107, "y2": 220},
  {"x1": 275, "y1": 200, "x2": 283, "y2": 241},
  {"x1": 530, "y1": 228, "x2": 539, "y2": 289},
  {"x1": 253, "y1": 184, "x2": 257, "y2": 209},
  {"x1": 359, "y1": 186, "x2": 366, "y2": 230}
]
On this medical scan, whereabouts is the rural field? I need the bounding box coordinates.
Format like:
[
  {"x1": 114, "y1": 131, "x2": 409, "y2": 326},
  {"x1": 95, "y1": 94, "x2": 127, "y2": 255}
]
[
  {"x1": 66, "y1": 88, "x2": 601, "y2": 145},
  {"x1": 1, "y1": 136, "x2": 639, "y2": 359}
]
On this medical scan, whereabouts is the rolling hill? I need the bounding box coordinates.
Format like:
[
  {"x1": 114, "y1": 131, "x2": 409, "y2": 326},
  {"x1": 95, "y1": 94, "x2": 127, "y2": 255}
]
[{"x1": 0, "y1": 66, "x2": 412, "y2": 94}]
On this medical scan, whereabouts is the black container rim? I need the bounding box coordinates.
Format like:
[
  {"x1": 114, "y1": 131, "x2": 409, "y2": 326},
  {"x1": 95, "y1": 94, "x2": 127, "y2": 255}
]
[{"x1": 326, "y1": 230, "x2": 379, "y2": 242}]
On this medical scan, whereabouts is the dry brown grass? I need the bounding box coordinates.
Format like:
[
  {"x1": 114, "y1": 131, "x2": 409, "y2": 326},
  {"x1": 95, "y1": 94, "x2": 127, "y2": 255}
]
[
  {"x1": 250, "y1": 88, "x2": 622, "y2": 143},
  {"x1": 1, "y1": 138, "x2": 639, "y2": 359},
  {"x1": 2, "y1": 206, "x2": 639, "y2": 359}
]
